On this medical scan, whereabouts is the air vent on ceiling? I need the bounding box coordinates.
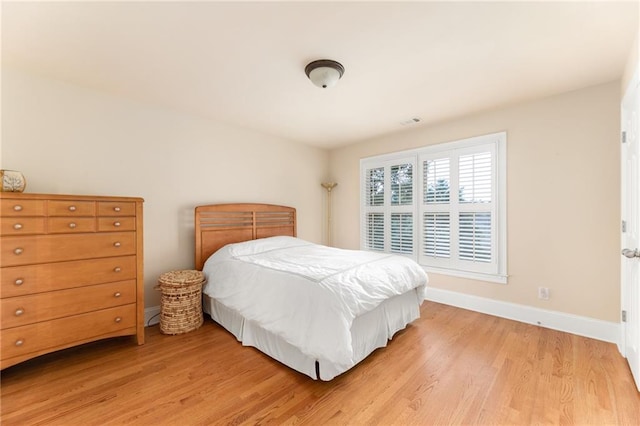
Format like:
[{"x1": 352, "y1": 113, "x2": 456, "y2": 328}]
[{"x1": 400, "y1": 117, "x2": 421, "y2": 126}]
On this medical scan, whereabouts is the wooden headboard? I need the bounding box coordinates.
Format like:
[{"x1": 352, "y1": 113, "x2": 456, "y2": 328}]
[{"x1": 194, "y1": 203, "x2": 297, "y2": 270}]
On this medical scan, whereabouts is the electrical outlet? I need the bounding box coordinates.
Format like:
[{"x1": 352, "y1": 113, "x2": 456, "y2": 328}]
[{"x1": 538, "y1": 287, "x2": 550, "y2": 300}]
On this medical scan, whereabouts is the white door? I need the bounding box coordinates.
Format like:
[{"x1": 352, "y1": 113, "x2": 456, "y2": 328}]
[{"x1": 621, "y1": 67, "x2": 640, "y2": 392}]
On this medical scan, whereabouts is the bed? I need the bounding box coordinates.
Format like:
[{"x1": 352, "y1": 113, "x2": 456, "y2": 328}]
[{"x1": 195, "y1": 203, "x2": 428, "y2": 380}]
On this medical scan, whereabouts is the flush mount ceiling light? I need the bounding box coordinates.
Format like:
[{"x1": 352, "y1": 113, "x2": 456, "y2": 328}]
[{"x1": 305, "y1": 59, "x2": 345, "y2": 89}]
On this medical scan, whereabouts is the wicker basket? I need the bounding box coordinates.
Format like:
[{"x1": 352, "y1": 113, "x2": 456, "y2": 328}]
[{"x1": 156, "y1": 270, "x2": 205, "y2": 335}]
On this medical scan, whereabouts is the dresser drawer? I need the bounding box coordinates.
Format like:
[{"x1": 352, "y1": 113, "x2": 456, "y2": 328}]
[
  {"x1": 1, "y1": 304, "x2": 136, "y2": 361},
  {"x1": 1, "y1": 280, "x2": 136, "y2": 329},
  {"x1": 48, "y1": 217, "x2": 96, "y2": 233},
  {"x1": 0, "y1": 256, "x2": 137, "y2": 298},
  {"x1": 98, "y1": 217, "x2": 136, "y2": 232},
  {"x1": 0, "y1": 217, "x2": 46, "y2": 236},
  {"x1": 1, "y1": 232, "x2": 136, "y2": 267},
  {"x1": 0, "y1": 199, "x2": 45, "y2": 217},
  {"x1": 48, "y1": 200, "x2": 95, "y2": 217},
  {"x1": 98, "y1": 201, "x2": 135, "y2": 217}
]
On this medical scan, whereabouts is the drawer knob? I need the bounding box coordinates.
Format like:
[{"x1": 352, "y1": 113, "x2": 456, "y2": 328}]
[
  {"x1": 114, "y1": 221, "x2": 121, "y2": 227},
  {"x1": 13, "y1": 205, "x2": 23, "y2": 212},
  {"x1": 69, "y1": 222, "x2": 77, "y2": 229},
  {"x1": 14, "y1": 248, "x2": 24, "y2": 255},
  {"x1": 15, "y1": 308, "x2": 24, "y2": 316},
  {"x1": 114, "y1": 242, "x2": 121, "y2": 248},
  {"x1": 13, "y1": 223, "x2": 23, "y2": 230},
  {"x1": 15, "y1": 278, "x2": 24, "y2": 286},
  {"x1": 114, "y1": 292, "x2": 122, "y2": 298},
  {"x1": 68, "y1": 205, "x2": 77, "y2": 212},
  {"x1": 15, "y1": 339, "x2": 24, "y2": 347},
  {"x1": 114, "y1": 317, "x2": 122, "y2": 323},
  {"x1": 114, "y1": 267, "x2": 122, "y2": 273},
  {"x1": 114, "y1": 207, "x2": 121, "y2": 212}
]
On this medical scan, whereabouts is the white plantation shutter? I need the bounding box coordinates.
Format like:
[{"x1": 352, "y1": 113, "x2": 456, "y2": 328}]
[
  {"x1": 457, "y1": 150, "x2": 493, "y2": 266},
  {"x1": 365, "y1": 213, "x2": 385, "y2": 251},
  {"x1": 423, "y1": 212, "x2": 450, "y2": 258},
  {"x1": 422, "y1": 156, "x2": 453, "y2": 265},
  {"x1": 361, "y1": 157, "x2": 416, "y2": 255},
  {"x1": 391, "y1": 213, "x2": 413, "y2": 254},
  {"x1": 366, "y1": 167, "x2": 384, "y2": 207},
  {"x1": 454, "y1": 147, "x2": 495, "y2": 273},
  {"x1": 459, "y1": 212, "x2": 492, "y2": 262},
  {"x1": 364, "y1": 167, "x2": 384, "y2": 251},
  {"x1": 459, "y1": 152, "x2": 492, "y2": 203},
  {"x1": 424, "y1": 158, "x2": 451, "y2": 203},
  {"x1": 391, "y1": 164, "x2": 413, "y2": 206},
  {"x1": 361, "y1": 132, "x2": 506, "y2": 283},
  {"x1": 419, "y1": 141, "x2": 498, "y2": 275}
]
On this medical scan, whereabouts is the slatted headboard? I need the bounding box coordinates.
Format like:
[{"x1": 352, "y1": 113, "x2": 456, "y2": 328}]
[{"x1": 194, "y1": 203, "x2": 297, "y2": 270}]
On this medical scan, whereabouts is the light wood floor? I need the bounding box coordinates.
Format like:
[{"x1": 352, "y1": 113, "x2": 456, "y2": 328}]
[{"x1": 1, "y1": 301, "x2": 638, "y2": 425}]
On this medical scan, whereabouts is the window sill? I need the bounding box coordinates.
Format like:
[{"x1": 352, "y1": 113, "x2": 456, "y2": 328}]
[{"x1": 422, "y1": 265, "x2": 508, "y2": 284}]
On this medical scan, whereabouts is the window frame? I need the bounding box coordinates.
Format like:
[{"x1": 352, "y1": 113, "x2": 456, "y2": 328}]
[{"x1": 360, "y1": 132, "x2": 507, "y2": 284}]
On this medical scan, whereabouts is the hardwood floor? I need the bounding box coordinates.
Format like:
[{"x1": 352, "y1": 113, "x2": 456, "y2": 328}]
[{"x1": 1, "y1": 301, "x2": 638, "y2": 425}]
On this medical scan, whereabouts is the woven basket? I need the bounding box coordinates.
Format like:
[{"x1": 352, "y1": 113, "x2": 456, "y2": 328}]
[{"x1": 156, "y1": 270, "x2": 205, "y2": 335}]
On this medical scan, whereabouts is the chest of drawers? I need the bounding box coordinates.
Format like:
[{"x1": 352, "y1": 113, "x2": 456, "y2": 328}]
[{"x1": 0, "y1": 193, "x2": 144, "y2": 369}]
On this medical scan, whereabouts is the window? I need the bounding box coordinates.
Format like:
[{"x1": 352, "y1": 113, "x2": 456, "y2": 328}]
[
  {"x1": 361, "y1": 132, "x2": 507, "y2": 283},
  {"x1": 363, "y1": 157, "x2": 416, "y2": 255}
]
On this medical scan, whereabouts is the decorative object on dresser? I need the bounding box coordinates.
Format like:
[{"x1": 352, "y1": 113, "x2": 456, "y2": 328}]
[
  {"x1": 0, "y1": 170, "x2": 26, "y2": 193},
  {"x1": 0, "y1": 193, "x2": 144, "y2": 369}
]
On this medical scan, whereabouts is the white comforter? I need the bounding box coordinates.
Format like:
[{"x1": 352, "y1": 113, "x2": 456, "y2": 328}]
[{"x1": 202, "y1": 236, "x2": 428, "y2": 369}]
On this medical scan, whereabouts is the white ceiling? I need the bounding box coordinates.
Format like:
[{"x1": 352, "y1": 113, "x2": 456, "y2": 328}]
[{"x1": 2, "y1": 1, "x2": 638, "y2": 149}]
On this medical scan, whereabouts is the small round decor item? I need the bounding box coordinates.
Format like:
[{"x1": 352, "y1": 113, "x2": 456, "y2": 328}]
[
  {"x1": 156, "y1": 270, "x2": 206, "y2": 335},
  {"x1": 0, "y1": 170, "x2": 26, "y2": 192}
]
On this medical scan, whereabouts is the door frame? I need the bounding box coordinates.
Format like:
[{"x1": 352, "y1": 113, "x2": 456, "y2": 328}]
[{"x1": 620, "y1": 64, "x2": 640, "y2": 392}]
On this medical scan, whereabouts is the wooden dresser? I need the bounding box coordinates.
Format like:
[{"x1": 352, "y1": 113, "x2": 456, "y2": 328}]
[{"x1": 0, "y1": 193, "x2": 144, "y2": 369}]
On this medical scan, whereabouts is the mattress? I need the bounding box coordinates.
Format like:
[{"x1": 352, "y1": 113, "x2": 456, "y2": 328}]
[
  {"x1": 203, "y1": 289, "x2": 421, "y2": 380},
  {"x1": 201, "y1": 236, "x2": 428, "y2": 379},
  {"x1": 202, "y1": 237, "x2": 427, "y2": 368}
]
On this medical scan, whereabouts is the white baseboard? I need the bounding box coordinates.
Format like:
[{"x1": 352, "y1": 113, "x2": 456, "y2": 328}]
[
  {"x1": 145, "y1": 306, "x2": 161, "y2": 327},
  {"x1": 425, "y1": 287, "x2": 621, "y2": 349}
]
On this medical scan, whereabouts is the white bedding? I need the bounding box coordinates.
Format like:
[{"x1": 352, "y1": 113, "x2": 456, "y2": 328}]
[{"x1": 202, "y1": 236, "x2": 428, "y2": 370}]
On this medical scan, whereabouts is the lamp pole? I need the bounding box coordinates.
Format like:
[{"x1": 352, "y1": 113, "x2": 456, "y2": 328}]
[{"x1": 321, "y1": 182, "x2": 338, "y2": 246}]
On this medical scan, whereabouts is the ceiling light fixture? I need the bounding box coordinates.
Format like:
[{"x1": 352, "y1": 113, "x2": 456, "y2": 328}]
[{"x1": 305, "y1": 59, "x2": 345, "y2": 89}]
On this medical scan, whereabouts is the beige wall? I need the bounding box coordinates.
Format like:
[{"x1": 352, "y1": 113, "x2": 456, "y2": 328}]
[
  {"x1": 1, "y1": 67, "x2": 330, "y2": 308},
  {"x1": 329, "y1": 82, "x2": 621, "y2": 322},
  {"x1": 0, "y1": 67, "x2": 625, "y2": 322},
  {"x1": 622, "y1": 30, "x2": 639, "y2": 92}
]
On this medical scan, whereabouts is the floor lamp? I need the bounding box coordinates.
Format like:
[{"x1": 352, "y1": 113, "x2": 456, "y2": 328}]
[{"x1": 321, "y1": 182, "x2": 337, "y2": 246}]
